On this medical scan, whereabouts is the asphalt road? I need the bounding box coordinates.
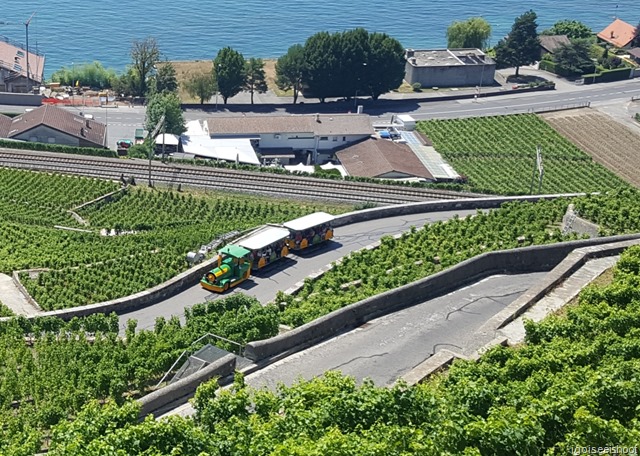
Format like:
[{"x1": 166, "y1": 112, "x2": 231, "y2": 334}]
[
  {"x1": 2, "y1": 77, "x2": 638, "y2": 151},
  {"x1": 244, "y1": 272, "x2": 546, "y2": 389},
  {"x1": 118, "y1": 209, "x2": 478, "y2": 332}
]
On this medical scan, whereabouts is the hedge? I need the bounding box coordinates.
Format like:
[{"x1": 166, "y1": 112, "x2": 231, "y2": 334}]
[
  {"x1": 0, "y1": 139, "x2": 117, "y2": 158},
  {"x1": 582, "y1": 67, "x2": 632, "y2": 84}
]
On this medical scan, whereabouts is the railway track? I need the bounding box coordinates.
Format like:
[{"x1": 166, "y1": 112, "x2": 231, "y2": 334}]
[{"x1": 0, "y1": 148, "x2": 485, "y2": 205}]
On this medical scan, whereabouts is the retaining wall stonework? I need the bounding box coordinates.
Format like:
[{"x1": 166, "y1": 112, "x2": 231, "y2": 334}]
[
  {"x1": 244, "y1": 233, "x2": 640, "y2": 362},
  {"x1": 136, "y1": 354, "x2": 236, "y2": 418}
]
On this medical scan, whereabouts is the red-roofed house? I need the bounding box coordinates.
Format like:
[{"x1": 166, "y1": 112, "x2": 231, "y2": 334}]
[
  {"x1": 597, "y1": 19, "x2": 636, "y2": 48},
  {"x1": 2, "y1": 105, "x2": 106, "y2": 148}
]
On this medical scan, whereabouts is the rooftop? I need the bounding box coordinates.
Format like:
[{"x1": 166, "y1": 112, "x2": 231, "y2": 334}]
[
  {"x1": 628, "y1": 48, "x2": 640, "y2": 59},
  {"x1": 539, "y1": 35, "x2": 571, "y2": 54},
  {"x1": 336, "y1": 137, "x2": 434, "y2": 180},
  {"x1": 206, "y1": 114, "x2": 373, "y2": 137},
  {"x1": 0, "y1": 35, "x2": 45, "y2": 83},
  {"x1": 0, "y1": 113, "x2": 12, "y2": 137},
  {"x1": 6, "y1": 105, "x2": 106, "y2": 146},
  {"x1": 597, "y1": 18, "x2": 636, "y2": 48},
  {"x1": 405, "y1": 48, "x2": 493, "y2": 67}
]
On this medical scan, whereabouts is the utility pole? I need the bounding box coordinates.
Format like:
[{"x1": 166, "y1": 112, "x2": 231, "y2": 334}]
[
  {"x1": 24, "y1": 12, "x2": 36, "y2": 93},
  {"x1": 147, "y1": 114, "x2": 165, "y2": 186}
]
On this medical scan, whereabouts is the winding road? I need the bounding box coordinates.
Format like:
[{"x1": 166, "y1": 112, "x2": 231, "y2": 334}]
[{"x1": 118, "y1": 209, "x2": 479, "y2": 332}]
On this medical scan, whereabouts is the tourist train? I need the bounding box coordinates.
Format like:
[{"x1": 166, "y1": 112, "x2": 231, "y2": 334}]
[{"x1": 200, "y1": 212, "x2": 335, "y2": 292}]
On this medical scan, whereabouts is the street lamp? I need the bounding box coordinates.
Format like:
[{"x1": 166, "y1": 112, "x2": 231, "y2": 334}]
[{"x1": 214, "y1": 63, "x2": 223, "y2": 111}]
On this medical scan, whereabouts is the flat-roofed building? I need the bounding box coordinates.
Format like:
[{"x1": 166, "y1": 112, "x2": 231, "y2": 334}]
[{"x1": 404, "y1": 48, "x2": 495, "y2": 88}]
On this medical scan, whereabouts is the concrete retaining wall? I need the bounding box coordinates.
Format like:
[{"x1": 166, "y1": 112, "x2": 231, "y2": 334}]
[
  {"x1": 331, "y1": 194, "x2": 584, "y2": 227},
  {"x1": 244, "y1": 233, "x2": 640, "y2": 362},
  {"x1": 0, "y1": 93, "x2": 43, "y2": 107},
  {"x1": 137, "y1": 353, "x2": 236, "y2": 418}
]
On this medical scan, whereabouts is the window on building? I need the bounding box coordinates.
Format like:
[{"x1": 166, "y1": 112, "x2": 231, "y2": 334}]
[
  {"x1": 342, "y1": 136, "x2": 346, "y2": 141},
  {"x1": 320, "y1": 136, "x2": 328, "y2": 141}
]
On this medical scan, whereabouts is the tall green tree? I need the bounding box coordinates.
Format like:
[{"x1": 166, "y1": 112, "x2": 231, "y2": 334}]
[
  {"x1": 541, "y1": 20, "x2": 592, "y2": 40},
  {"x1": 494, "y1": 10, "x2": 540, "y2": 77},
  {"x1": 152, "y1": 62, "x2": 178, "y2": 94},
  {"x1": 446, "y1": 17, "x2": 492, "y2": 49},
  {"x1": 365, "y1": 32, "x2": 406, "y2": 100},
  {"x1": 130, "y1": 37, "x2": 161, "y2": 96},
  {"x1": 337, "y1": 28, "x2": 370, "y2": 99},
  {"x1": 184, "y1": 71, "x2": 216, "y2": 104},
  {"x1": 214, "y1": 47, "x2": 246, "y2": 104},
  {"x1": 303, "y1": 31, "x2": 340, "y2": 103},
  {"x1": 553, "y1": 39, "x2": 595, "y2": 75},
  {"x1": 145, "y1": 91, "x2": 186, "y2": 136},
  {"x1": 244, "y1": 58, "x2": 268, "y2": 105},
  {"x1": 276, "y1": 44, "x2": 305, "y2": 104}
]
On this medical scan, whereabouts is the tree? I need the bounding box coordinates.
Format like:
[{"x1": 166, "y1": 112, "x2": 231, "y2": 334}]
[
  {"x1": 145, "y1": 92, "x2": 185, "y2": 136},
  {"x1": 130, "y1": 37, "x2": 161, "y2": 97},
  {"x1": 214, "y1": 47, "x2": 246, "y2": 104},
  {"x1": 152, "y1": 62, "x2": 178, "y2": 94},
  {"x1": 553, "y1": 39, "x2": 595, "y2": 75},
  {"x1": 244, "y1": 58, "x2": 267, "y2": 104},
  {"x1": 541, "y1": 20, "x2": 592, "y2": 40},
  {"x1": 303, "y1": 31, "x2": 340, "y2": 102},
  {"x1": 111, "y1": 67, "x2": 138, "y2": 97},
  {"x1": 184, "y1": 71, "x2": 216, "y2": 104},
  {"x1": 494, "y1": 10, "x2": 540, "y2": 77},
  {"x1": 303, "y1": 28, "x2": 405, "y2": 102},
  {"x1": 276, "y1": 44, "x2": 305, "y2": 104},
  {"x1": 365, "y1": 32, "x2": 406, "y2": 100},
  {"x1": 447, "y1": 17, "x2": 492, "y2": 49}
]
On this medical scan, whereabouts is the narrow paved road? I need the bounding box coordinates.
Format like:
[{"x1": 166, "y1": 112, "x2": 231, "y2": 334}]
[
  {"x1": 245, "y1": 272, "x2": 545, "y2": 389},
  {"x1": 118, "y1": 209, "x2": 478, "y2": 331}
]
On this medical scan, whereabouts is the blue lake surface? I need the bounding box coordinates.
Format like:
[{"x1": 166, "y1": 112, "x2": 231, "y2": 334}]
[{"x1": 2, "y1": 0, "x2": 639, "y2": 78}]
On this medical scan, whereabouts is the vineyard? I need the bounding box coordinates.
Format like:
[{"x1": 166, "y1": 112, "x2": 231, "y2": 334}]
[
  {"x1": 0, "y1": 167, "x2": 350, "y2": 310},
  {"x1": 0, "y1": 294, "x2": 279, "y2": 455},
  {"x1": 17, "y1": 244, "x2": 640, "y2": 454},
  {"x1": 416, "y1": 113, "x2": 630, "y2": 195},
  {"x1": 541, "y1": 109, "x2": 640, "y2": 188}
]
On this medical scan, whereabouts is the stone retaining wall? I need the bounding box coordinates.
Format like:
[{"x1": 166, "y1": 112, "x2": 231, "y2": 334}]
[
  {"x1": 244, "y1": 233, "x2": 640, "y2": 362},
  {"x1": 137, "y1": 354, "x2": 236, "y2": 418}
]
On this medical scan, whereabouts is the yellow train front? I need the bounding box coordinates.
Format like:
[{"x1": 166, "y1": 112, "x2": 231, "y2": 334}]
[{"x1": 283, "y1": 212, "x2": 335, "y2": 251}]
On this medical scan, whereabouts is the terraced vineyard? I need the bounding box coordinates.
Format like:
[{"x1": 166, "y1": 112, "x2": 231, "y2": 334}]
[
  {"x1": 541, "y1": 109, "x2": 640, "y2": 188},
  {"x1": 0, "y1": 168, "x2": 351, "y2": 310},
  {"x1": 11, "y1": 243, "x2": 640, "y2": 454},
  {"x1": 417, "y1": 114, "x2": 630, "y2": 195}
]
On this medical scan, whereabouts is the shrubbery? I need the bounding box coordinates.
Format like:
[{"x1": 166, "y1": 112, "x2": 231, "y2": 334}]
[{"x1": 0, "y1": 138, "x2": 116, "y2": 158}]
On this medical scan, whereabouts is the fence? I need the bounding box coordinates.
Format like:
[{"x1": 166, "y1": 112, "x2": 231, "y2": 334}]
[{"x1": 528, "y1": 101, "x2": 590, "y2": 114}]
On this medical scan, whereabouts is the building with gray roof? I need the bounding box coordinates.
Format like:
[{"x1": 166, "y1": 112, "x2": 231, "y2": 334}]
[{"x1": 404, "y1": 48, "x2": 495, "y2": 88}]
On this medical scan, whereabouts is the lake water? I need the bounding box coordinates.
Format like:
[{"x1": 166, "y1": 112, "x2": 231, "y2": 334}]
[{"x1": 2, "y1": 0, "x2": 639, "y2": 78}]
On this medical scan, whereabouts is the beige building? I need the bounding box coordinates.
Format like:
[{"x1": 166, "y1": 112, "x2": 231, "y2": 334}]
[{"x1": 404, "y1": 48, "x2": 495, "y2": 88}]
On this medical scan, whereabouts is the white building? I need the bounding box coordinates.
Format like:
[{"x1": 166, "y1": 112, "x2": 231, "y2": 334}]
[{"x1": 205, "y1": 114, "x2": 373, "y2": 164}]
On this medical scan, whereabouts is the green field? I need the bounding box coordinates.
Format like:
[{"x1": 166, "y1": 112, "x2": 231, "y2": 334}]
[{"x1": 417, "y1": 114, "x2": 630, "y2": 195}]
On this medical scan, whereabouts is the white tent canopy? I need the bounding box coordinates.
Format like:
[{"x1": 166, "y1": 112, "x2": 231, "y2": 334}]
[
  {"x1": 155, "y1": 133, "x2": 180, "y2": 146},
  {"x1": 284, "y1": 163, "x2": 314, "y2": 174},
  {"x1": 180, "y1": 120, "x2": 260, "y2": 165}
]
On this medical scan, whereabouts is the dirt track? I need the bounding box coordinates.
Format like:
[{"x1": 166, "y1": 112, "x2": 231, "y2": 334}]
[{"x1": 541, "y1": 108, "x2": 640, "y2": 188}]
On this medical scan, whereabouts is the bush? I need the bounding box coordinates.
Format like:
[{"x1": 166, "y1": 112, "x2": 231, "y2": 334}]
[
  {"x1": 411, "y1": 82, "x2": 422, "y2": 91},
  {"x1": 0, "y1": 139, "x2": 116, "y2": 157},
  {"x1": 583, "y1": 67, "x2": 632, "y2": 84}
]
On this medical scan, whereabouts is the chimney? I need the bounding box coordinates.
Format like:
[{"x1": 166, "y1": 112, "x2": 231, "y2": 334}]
[
  {"x1": 611, "y1": 31, "x2": 615, "y2": 38},
  {"x1": 80, "y1": 127, "x2": 86, "y2": 137},
  {"x1": 85, "y1": 119, "x2": 90, "y2": 128},
  {"x1": 315, "y1": 113, "x2": 320, "y2": 122},
  {"x1": 406, "y1": 49, "x2": 415, "y2": 58}
]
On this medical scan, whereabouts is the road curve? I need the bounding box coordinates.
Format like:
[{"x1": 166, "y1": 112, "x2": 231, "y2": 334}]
[{"x1": 118, "y1": 209, "x2": 479, "y2": 332}]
